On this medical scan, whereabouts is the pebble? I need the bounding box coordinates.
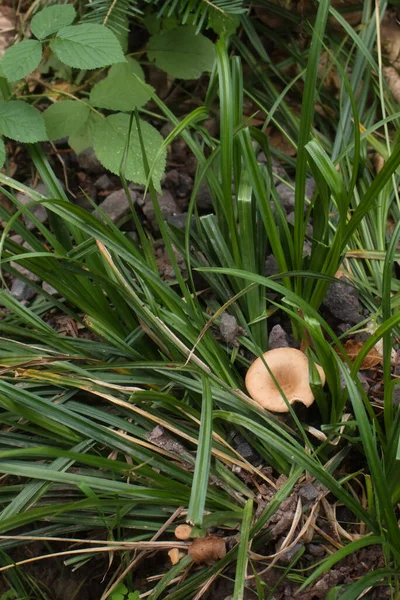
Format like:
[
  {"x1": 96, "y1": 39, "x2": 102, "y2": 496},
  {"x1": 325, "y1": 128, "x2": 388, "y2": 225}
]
[
  {"x1": 94, "y1": 174, "x2": 114, "y2": 191},
  {"x1": 265, "y1": 254, "x2": 279, "y2": 276},
  {"x1": 143, "y1": 190, "x2": 180, "y2": 230},
  {"x1": 323, "y1": 280, "x2": 361, "y2": 325},
  {"x1": 268, "y1": 324, "x2": 289, "y2": 349},
  {"x1": 219, "y1": 313, "x2": 239, "y2": 345},
  {"x1": 95, "y1": 188, "x2": 135, "y2": 223},
  {"x1": 11, "y1": 279, "x2": 36, "y2": 301},
  {"x1": 299, "y1": 482, "x2": 319, "y2": 502},
  {"x1": 196, "y1": 180, "x2": 213, "y2": 210},
  {"x1": 15, "y1": 183, "x2": 49, "y2": 230},
  {"x1": 77, "y1": 148, "x2": 103, "y2": 174},
  {"x1": 42, "y1": 281, "x2": 59, "y2": 296}
]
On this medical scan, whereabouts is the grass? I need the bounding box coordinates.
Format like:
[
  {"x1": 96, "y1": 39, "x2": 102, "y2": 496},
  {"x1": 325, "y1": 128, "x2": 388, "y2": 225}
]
[{"x1": 1, "y1": 1, "x2": 400, "y2": 598}]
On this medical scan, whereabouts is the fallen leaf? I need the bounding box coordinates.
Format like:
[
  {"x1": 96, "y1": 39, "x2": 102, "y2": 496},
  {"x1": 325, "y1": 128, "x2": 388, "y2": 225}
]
[
  {"x1": 269, "y1": 130, "x2": 297, "y2": 156},
  {"x1": 0, "y1": 6, "x2": 16, "y2": 57},
  {"x1": 188, "y1": 536, "x2": 226, "y2": 565},
  {"x1": 336, "y1": 339, "x2": 381, "y2": 370}
]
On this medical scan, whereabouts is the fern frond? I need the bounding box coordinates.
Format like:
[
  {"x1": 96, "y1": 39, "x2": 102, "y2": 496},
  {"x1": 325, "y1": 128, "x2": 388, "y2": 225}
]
[
  {"x1": 150, "y1": 0, "x2": 247, "y2": 32},
  {"x1": 81, "y1": 0, "x2": 141, "y2": 33}
]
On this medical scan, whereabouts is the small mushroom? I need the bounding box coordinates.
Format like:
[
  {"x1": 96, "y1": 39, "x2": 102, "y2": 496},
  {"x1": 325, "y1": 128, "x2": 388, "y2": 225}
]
[
  {"x1": 174, "y1": 524, "x2": 193, "y2": 540},
  {"x1": 168, "y1": 548, "x2": 184, "y2": 565},
  {"x1": 245, "y1": 348, "x2": 325, "y2": 413}
]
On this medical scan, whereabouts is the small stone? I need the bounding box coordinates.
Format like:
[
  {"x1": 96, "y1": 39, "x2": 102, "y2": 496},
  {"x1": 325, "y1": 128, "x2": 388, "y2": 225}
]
[
  {"x1": 276, "y1": 182, "x2": 295, "y2": 212},
  {"x1": 323, "y1": 280, "x2": 361, "y2": 325},
  {"x1": 77, "y1": 148, "x2": 103, "y2": 174},
  {"x1": 268, "y1": 324, "x2": 289, "y2": 349},
  {"x1": 95, "y1": 188, "x2": 135, "y2": 223},
  {"x1": 339, "y1": 364, "x2": 369, "y2": 393},
  {"x1": 299, "y1": 482, "x2": 319, "y2": 502},
  {"x1": 167, "y1": 213, "x2": 195, "y2": 231},
  {"x1": 278, "y1": 542, "x2": 303, "y2": 563},
  {"x1": 308, "y1": 544, "x2": 326, "y2": 557},
  {"x1": 94, "y1": 174, "x2": 114, "y2": 191},
  {"x1": 176, "y1": 172, "x2": 193, "y2": 198},
  {"x1": 219, "y1": 313, "x2": 239, "y2": 345},
  {"x1": 11, "y1": 279, "x2": 36, "y2": 301},
  {"x1": 160, "y1": 122, "x2": 174, "y2": 138},
  {"x1": 165, "y1": 169, "x2": 180, "y2": 187},
  {"x1": 42, "y1": 281, "x2": 58, "y2": 296},
  {"x1": 196, "y1": 180, "x2": 213, "y2": 210},
  {"x1": 15, "y1": 183, "x2": 49, "y2": 230},
  {"x1": 143, "y1": 190, "x2": 180, "y2": 230},
  {"x1": 265, "y1": 254, "x2": 279, "y2": 276},
  {"x1": 305, "y1": 177, "x2": 316, "y2": 200}
]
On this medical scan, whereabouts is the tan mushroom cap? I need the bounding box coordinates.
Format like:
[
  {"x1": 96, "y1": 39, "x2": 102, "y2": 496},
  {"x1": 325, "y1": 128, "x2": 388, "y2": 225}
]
[{"x1": 245, "y1": 348, "x2": 326, "y2": 413}]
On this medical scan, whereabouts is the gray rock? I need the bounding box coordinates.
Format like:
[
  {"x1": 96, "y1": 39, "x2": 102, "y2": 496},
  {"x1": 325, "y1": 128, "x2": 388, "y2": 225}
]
[
  {"x1": 95, "y1": 188, "x2": 135, "y2": 223},
  {"x1": 339, "y1": 364, "x2": 369, "y2": 393},
  {"x1": 167, "y1": 213, "x2": 195, "y2": 231},
  {"x1": 323, "y1": 280, "x2": 361, "y2": 324},
  {"x1": 42, "y1": 281, "x2": 58, "y2": 296},
  {"x1": 286, "y1": 212, "x2": 313, "y2": 236},
  {"x1": 94, "y1": 174, "x2": 114, "y2": 191},
  {"x1": 10, "y1": 242, "x2": 40, "y2": 282},
  {"x1": 268, "y1": 324, "x2": 289, "y2": 349},
  {"x1": 265, "y1": 254, "x2": 279, "y2": 276},
  {"x1": 278, "y1": 542, "x2": 303, "y2": 564},
  {"x1": 299, "y1": 482, "x2": 319, "y2": 502},
  {"x1": 219, "y1": 313, "x2": 239, "y2": 345},
  {"x1": 276, "y1": 182, "x2": 295, "y2": 212},
  {"x1": 305, "y1": 177, "x2": 316, "y2": 200},
  {"x1": 11, "y1": 279, "x2": 36, "y2": 301},
  {"x1": 77, "y1": 148, "x2": 103, "y2": 174},
  {"x1": 196, "y1": 180, "x2": 213, "y2": 210},
  {"x1": 176, "y1": 172, "x2": 193, "y2": 199},
  {"x1": 15, "y1": 183, "x2": 48, "y2": 230},
  {"x1": 143, "y1": 190, "x2": 180, "y2": 230},
  {"x1": 308, "y1": 543, "x2": 326, "y2": 557},
  {"x1": 160, "y1": 122, "x2": 174, "y2": 138}
]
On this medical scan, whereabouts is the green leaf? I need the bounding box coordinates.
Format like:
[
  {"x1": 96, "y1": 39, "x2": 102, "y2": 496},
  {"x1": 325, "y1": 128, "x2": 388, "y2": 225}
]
[
  {"x1": 2, "y1": 40, "x2": 43, "y2": 81},
  {"x1": 50, "y1": 24, "x2": 126, "y2": 70},
  {"x1": 42, "y1": 100, "x2": 90, "y2": 140},
  {"x1": 0, "y1": 137, "x2": 5, "y2": 168},
  {"x1": 31, "y1": 4, "x2": 76, "y2": 40},
  {"x1": 0, "y1": 101, "x2": 47, "y2": 142},
  {"x1": 68, "y1": 111, "x2": 102, "y2": 154},
  {"x1": 92, "y1": 113, "x2": 166, "y2": 190},
  {"x1": 147, "y1": 26, "x2": 215, "y2": 79},
  {"x1": 90, "y1": 57, "x2": 152, "y2": 112}
]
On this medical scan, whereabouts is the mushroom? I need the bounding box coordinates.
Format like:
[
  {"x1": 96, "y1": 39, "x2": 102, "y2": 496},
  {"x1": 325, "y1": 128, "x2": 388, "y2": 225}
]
[
  {"x1": 245, "y1": 348, "x2": 325, "y2": 413},
  {"x1": 174, "y1": 524, "x2": 193, "y2": 540}
]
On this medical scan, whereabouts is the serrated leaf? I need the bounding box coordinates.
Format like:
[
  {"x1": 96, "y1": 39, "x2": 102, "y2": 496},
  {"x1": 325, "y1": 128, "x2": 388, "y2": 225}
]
[
  {"x1": 0, "y1": 137, "x2": 5, "y2": 168},
  {"x1": 68, "y1": 112, "x2": 102, "y2": 155},
  {"x1": 90, "y1": 57, "x2": 152, "y2": 112},
  {"x1": 31, "y1": 4, "x2": 76, "y2": 40},
  {"x1": 43, "y1": 100, "x2": 90, "y2": 140},
  {"x1": 2, "y1": 40, "x2": 43, "y2": 81},
  {"x1": 92, "y1": 113, "x2": 166, "y2": 190},
  {"x1": 0, "y1": 101, "x2": 47, "y2": 142},
  {"x1": 147, "y1": 26, "x2": 215, "y2": 79},
  {"x1": 50, "y1": 24, "x2": 126, "y2": 70}
]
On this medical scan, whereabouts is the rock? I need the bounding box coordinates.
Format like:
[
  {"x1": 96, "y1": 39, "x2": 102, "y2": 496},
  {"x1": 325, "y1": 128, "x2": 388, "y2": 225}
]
[
  {"x1": 77, "y1": 148, "x2": 103, "y2": 174},
  {"x1": 286, "y1": 211, "x2": 313, "y2": 236},
  {"x1": 95, "y1": 188, "x2": 135, "y2": 223},
  {"x1": 299, "y1": 482, "x2": 319, "y2": 502},
  {"x1": 196, "y1": 180, "x2": 213, "y2": 210},
  {"x1": 167, "y1": 213, "x2": 195, "y2": 231},
  {"x1": 176, "y1": 172, "x2": 193, "y2": 198},
  {"x1": 276, "y1": 182, "x2": 295, "y2": 212},
  {"x1": 219, "y1": 313, "x2": 240, "y2": 345},
  {"x1": 143, "y1": 190, "x2": 180, "y2": 230},
  {"x1": 42, "y1": 281, "x2": 58, "y2": 296},
  {"x1": 277, "y1": 542, "x2": 303, "y2": 563},
  {"x1": 15, "y1": 183, "x2": 48, "y2": 230},
  {"x1": 323, "y1": 280, "x2": 361, "y2": 324},
  {"x1": 160, "y1": 122, "x2": 174, "y2": 138},
  {"x1": 94, "y1": 174, "x2": 114, "y2": 191},
  {"x1": 308, "y1": 544, "x2": 326, "y2": 557},
  {"x1": 11, "y1": 279, "x2": 36, "y2": 301},
  {"x1": 265, "y1": 254, "x2": 279, "y2": 276},
  {"x1": 339, "y1": 364, "x2": 369, "y2": 393},
  {"x1": 305, "y1": 177, "x2": 316, "y2": 200},
  {"x1": 164, "y1": 169, "x2": 180, "y2": 187},
  {"x1": 268, "y1": 324, "x2": 289, "y2": 349}
]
